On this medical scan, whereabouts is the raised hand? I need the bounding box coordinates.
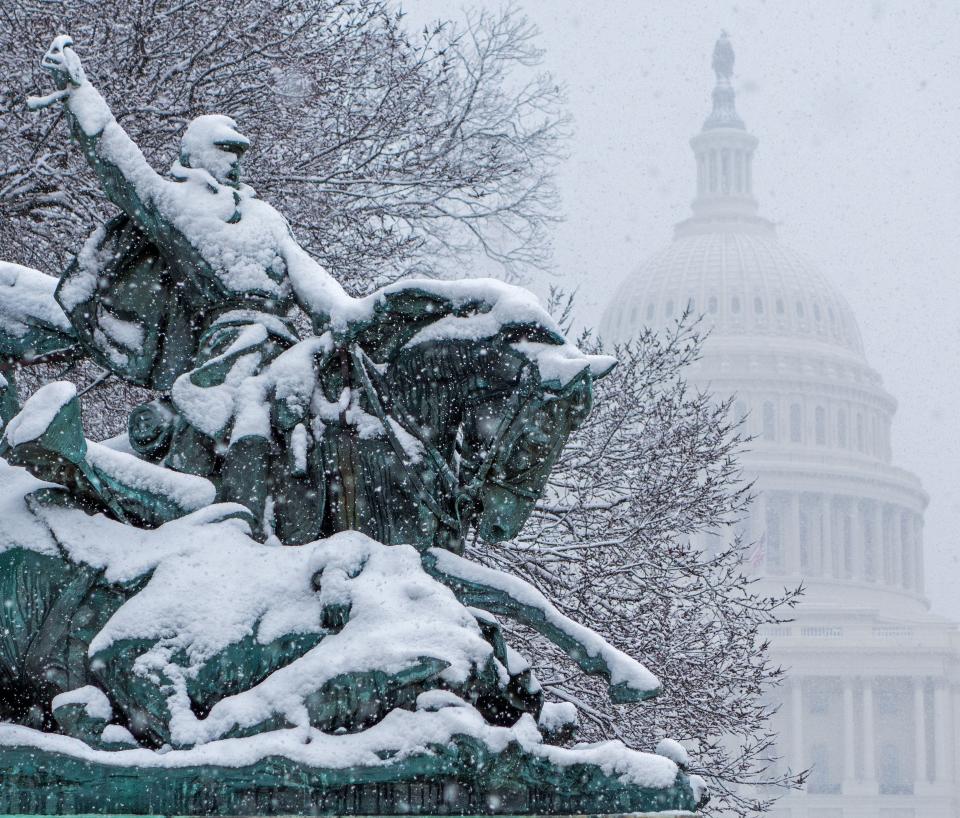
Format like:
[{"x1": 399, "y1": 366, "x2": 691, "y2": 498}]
[
  {"x1": 28, "y1": 35, "x2": 86, "y2": 110},
  {"x1": 41, "y1": 34, "x2": 86, "y2": 87}
]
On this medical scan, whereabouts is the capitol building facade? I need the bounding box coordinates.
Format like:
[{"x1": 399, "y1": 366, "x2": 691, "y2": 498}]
[{"x1": 599, "y1": 35, "x2": 960, "y2": 818}]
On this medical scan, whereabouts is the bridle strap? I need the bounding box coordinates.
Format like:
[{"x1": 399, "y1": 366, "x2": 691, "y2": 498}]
[
  {"x1": 350, "y1": 344, "x2": 541, "y2": 540},
  {"x1": 462, "y1": 362, "x2": 539, "y2": 499},
  {"x1": 351, "y1": 345, "x2": 462, "y2": 535}
]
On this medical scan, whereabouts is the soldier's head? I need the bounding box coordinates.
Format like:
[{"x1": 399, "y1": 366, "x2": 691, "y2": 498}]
[{"x1": 179, "y1": 115, "x2": 249, "y2": 186}]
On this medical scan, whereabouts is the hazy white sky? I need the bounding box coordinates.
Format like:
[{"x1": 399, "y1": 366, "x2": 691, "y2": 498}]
[{"x1": 404, "y1": 1, "x2": 960, "y2": 617}]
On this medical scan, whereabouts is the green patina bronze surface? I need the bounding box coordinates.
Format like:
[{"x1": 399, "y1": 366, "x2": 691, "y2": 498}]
[
  {"x1": 0, "y1": 744, "x2": 699, "y2": 816},
  {"x1": 0, "y1": 35, "x2": 707, "y2": 816}
]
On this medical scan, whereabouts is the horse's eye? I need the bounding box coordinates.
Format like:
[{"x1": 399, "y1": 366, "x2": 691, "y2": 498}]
[
  {"x1": 476, "y1": 415, "x2": 500, "y2": 439},
  {"x1": 509, "y1": 452, "x2": 532, "y2": 473},
  {"x1": 526, "y1": 429, "x2": 552, "y2": 447}
]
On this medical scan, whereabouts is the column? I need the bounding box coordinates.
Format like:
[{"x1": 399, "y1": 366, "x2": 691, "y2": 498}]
[
  {"x1": 915, "y1": 514, "x2": 925, "y2": 594},
  {"x1": 934, "y1": 680, "x2": 951, "y2": 787},
  {"x1": 842, "y1": 677, "x2": 857, "y2": 789},
  {"x1": 824, "y1": 496, "x2": 838, "y2": 578},
  {"x1": 787, "y1": 493, "x2": 801, "y2": 576},
  {"x1": 890, "y1": 506, "x2": 902, "y2": 588},
  {"x1": 873, "y1": 502, "x2": 884, "y2": 583},
  {"x1": 951, "y1": 683, "x2": 960, "y2": 787},
  {"x1": 915, "y1": 678, "x2": 929, "y2": 792},
  {"x1": 850, "y1": 500, "x2": 862, "y2": 581},
  {"x1": 790, "y1": 679, "x2": 804, "y2": 774},
  {"x1": 899, "y1": 510, "x2": 913, "y2": 590},
  {"x1": 811, "y1": 495, "x2": 823, "y2": 577},
  {"x1": 862, "y1": 679, "x2": 877, "y2": 789},
  {"x1": 880, "y1": 505, "x2": 891, "y2": 584},
  {"x1": 751, "y1": 494, "x2": 767, "y2": 574}
]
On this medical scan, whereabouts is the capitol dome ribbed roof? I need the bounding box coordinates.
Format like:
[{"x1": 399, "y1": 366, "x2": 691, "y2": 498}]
[
  {"x1": 600, "y1": 31, "x2": 865, "y2": 359},
  {"x1": 601, "y1": 227, "x2": 865, "y2": 356}
]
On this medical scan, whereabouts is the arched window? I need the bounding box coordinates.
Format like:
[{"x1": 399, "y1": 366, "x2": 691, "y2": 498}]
[
  {"x1": 776, "y1": 298, "x2": 785, "y2": 315},
  {"x1": 731, "y1": 296, "x2": 741, "y2": 314},
  {"x1": 837, "y1": 410, "x2": 847, "y2": 447},
  {"x1": 631, "y1": 306, "x2": 638, "y2": 324},
  {"x1": 765, "y1": 499, "x2": 783, "y2": 573},
  {"x1": 646, "y1": 303, "x2": 655, "y2": 321},
  {"x1": 814, "y1": 406, "x2": 826, "y2": 445},
  {"x1": 686, "y1": 296, "x2": 696, "y2": 313},
  {"x1": 754, "y1": 296, "x2": 764, "y2": 314},
  {"x1": 790, "y1": 403, "x2": 802, "y2": 443},
  {"x1": 762, "y1": 401, "x2": 776, "y2": 441},
  {"x1": 813, "y1": 303, "x2": 821, "y2": 321},
  {"x1": 708, "y1": 295, "x2": 718, "y2": 314},
  {"x1": 665, "y1": 299, "x2": 674, "y2": 317}
]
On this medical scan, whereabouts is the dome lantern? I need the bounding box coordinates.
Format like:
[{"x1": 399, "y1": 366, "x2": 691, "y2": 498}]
[
  {"x1": 682, "y1": 32, "x2": 764, "y2": 235},
  {"x1": 704, "y1": 30, "x2": 743, "y2": 130},
  {"x1": 600, "y1": 32, "x2": 869, "y2": 360}
]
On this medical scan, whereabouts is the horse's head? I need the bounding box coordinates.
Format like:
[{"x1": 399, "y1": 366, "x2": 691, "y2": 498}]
[
  {"x1": 362, "y1": 280, "x2": 615, "y2": 551},
  {"x1": 457, "y1": 343, "x2": 609, "y2": 544}
]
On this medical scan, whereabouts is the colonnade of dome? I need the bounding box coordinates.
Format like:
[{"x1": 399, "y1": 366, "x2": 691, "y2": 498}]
[{"x1": 690, "y1": 348, "x2": 927, "y2": 598}]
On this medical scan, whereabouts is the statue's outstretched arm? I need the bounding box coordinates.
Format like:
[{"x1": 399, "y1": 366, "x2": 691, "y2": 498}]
[{"x1": 30, "y1": 36, "x2": 168, "y2": 244}]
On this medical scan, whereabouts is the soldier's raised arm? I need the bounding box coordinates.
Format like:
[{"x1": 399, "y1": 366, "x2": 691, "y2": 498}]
[{"x1": 30, "y1": 36, "x2": 169, "y2": 243}]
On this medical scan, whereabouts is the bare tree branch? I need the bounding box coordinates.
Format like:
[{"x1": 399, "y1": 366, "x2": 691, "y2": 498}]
[{"x1": 0, "y1": 0, "x2": 567, "y2": 290}]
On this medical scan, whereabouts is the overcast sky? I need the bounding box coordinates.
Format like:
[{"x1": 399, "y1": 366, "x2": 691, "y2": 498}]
[{"x1": 405, "y1": 0, "x2": 960, "y2": 618}]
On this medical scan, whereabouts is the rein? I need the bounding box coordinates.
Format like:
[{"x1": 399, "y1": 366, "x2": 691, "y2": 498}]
[
  {"x1": 351, "y1": 344, "x2": 540, "y2": 541},
  {"x1": 351, "y1": 345, "x2": 461, "y2": 535}
]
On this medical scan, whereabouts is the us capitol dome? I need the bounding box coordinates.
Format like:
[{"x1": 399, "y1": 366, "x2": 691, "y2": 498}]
[{"x1": 600, "y1": 33, "x2": 960, "y2": 817}]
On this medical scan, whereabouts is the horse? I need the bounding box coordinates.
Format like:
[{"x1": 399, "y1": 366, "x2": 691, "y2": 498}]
[
  {"x1": 0, "y1": 280, "x2": 661, "y2": 752},
  {"x1": 117, "y1": 282, "x2": 607, "y2": 558}
]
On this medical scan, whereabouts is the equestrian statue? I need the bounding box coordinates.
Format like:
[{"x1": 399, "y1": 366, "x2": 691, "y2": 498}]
[{"x1": 0, "y1": 35, "x2": 708, "y2": 816}]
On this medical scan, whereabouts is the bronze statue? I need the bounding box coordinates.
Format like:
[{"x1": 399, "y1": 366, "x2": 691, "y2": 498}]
[{"x1": 0, "y1": 35, "x2": 707, "y2": 815}]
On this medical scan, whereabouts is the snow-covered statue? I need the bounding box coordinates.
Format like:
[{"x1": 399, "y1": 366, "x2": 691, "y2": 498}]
[{"x1": 0, "y1": 36, "x2": 708, "y2": 815}]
